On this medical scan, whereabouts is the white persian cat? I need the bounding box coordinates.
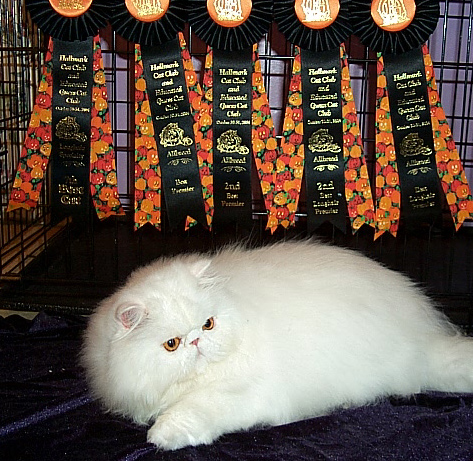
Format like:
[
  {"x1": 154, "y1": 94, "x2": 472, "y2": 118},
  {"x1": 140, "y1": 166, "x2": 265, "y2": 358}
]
[{"x1": 82, "y1": 240, "x2": 473, "y2": 450}]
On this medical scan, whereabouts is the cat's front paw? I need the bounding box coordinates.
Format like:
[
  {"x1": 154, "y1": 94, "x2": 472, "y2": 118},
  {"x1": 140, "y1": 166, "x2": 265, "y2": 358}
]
[{"x1": 147, "y1": 411, "x2": 216, "y2": 451}]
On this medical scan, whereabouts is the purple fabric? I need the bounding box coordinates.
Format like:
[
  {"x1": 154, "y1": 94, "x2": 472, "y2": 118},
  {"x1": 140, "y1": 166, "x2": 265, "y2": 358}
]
[{"x1": 1, "y1": 312, "x2": 473, "y2": 460}]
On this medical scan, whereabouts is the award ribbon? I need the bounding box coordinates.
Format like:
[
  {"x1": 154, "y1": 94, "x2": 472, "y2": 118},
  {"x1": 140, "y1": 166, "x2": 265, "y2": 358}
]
[
  {"x1": 110, "y1": 0, "x2": 208, "y2": 230},
  {"x1": 212, "y1": 47, "x2": 253, "y2": 227},
  {"x1": 270, "y1": 0, "x2": 374, "y2": 233},
  {"x1": 352, "y1": 0, "x2": 473, "y2": 238},
  {"x1": 51, "y1": 37, "x2": 93, "y2": 217},
  {"x1": 8, "y1": 1, "x2": 123, "y2": 220},
  {"x1": 189, "y1": 0, "x2": 275, "y2": 229}
]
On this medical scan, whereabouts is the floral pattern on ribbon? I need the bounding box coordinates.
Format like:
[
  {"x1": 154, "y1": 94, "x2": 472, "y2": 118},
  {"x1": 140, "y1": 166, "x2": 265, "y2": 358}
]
[
  {"x1": 267, "y1": 45, "x2": 374, "y2": 234},
  {"x1": 267, "y1": 50, "x2": 303, "y2": 232},
  {"x1": 8, "y1": 36, "x2": 123, "y2": 219},
  {"x1": 134, "y1": 33, "x2": 210, "y2": 230},
  {"x1": 197, "y1": 44, "x2": 278, "y2": 229},
  {"x1": 423, "y1": 45, "x2": 473, "y2": 229},
  {"x1": 340, "y1": 44, "x2": 375, "y2": 231},
  {"x1": 134, "y1": 44, "x2": 161, "y2": 230},
  {"x1": 7, "y1": 38, "x2": 53, "y2": 212},
  {"x1": 374, "y1": 54, "x2": 401, "y2": 239},
  {"x1": 90, "y1": 37, "x2": 124, "y2": 218}
]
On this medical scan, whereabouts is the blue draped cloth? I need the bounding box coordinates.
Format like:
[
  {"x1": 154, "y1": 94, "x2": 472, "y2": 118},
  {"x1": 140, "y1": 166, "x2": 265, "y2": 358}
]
[{"x1": 1, "y1": 312, "x2": 473, "y2": 460}]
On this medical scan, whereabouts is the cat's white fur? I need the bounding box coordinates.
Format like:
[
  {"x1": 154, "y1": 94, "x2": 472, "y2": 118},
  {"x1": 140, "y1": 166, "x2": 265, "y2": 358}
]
[{"x1": 82, "y1": 240, "x2": 473, "y2": 450}]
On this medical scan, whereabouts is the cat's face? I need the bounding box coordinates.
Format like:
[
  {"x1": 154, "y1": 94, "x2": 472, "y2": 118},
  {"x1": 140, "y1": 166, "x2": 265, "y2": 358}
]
[{"x1": 82, "y1": 257, "x2": 239, "y2": 423}]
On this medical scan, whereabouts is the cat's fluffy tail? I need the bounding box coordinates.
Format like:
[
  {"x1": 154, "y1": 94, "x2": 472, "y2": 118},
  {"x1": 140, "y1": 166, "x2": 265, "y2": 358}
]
[{"x1": 425, "y1": 334, "x2": 473, "y2": 392}]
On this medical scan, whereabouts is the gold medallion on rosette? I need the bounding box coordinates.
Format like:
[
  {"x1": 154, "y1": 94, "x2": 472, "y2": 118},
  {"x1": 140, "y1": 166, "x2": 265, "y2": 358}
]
[
  {"x1": 125, "y1": 0, "x2": 169, "y2": 22},
  {"x1": 48, "y1": 0, "x2": 93, "y2": 17},
  {"x1": 207, "y1": 0, "x2": 252, "y2": 27},
  {"x1": 294, "y1": 0, "x2": 339, "y2": 29}
]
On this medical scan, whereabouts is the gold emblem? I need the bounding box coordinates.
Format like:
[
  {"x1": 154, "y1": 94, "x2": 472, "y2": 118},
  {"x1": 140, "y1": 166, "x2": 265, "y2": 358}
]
[
  {"x1": 378, "y1": 0, "x2": 408, "y2": 26},
  {"x1": 125, "y1": 0, "x2": 168, "y2": 22},
  {"x1": 294, "y1": 0, "x2": 339, "y2": 29},
  {"x1": 207, "y1": 0, "x2": 252, "y2": 27},
  {"x1": 159, "y1": 123, "x2": 193, "y2": 148},
  {"x1": 55, "y1": 116, "x2": 87, "y2": 142},
  {"x1": 301, "y1": 0, "x2": 332, "y2": 23},
  {"x1": 308, "y1": 128, "x2": 341, "y2": 154},
  {"x1": 400, "y1": 132, "x2": 432, "y2": 157},
  {"x1": 217, "y1": 130, "x2": 249, "y2": 155},
  {"x1": 48, "y1": 0, "x2": 92, "y2": 17},
  {"x1": 371, "y1": 0, "x2": 415, "y2": 32},
  {"x1": 214, "y1": 0, "x2": 243, "y2": 21},
  {"x1": 400, "y1": 133, "x2": 433, "y2": 175}
]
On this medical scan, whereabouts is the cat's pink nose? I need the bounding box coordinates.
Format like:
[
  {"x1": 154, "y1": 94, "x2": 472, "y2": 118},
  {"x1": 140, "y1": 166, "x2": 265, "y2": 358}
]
[{"x1": 190, "y1": 338, "x2": 199, "y2": 346}]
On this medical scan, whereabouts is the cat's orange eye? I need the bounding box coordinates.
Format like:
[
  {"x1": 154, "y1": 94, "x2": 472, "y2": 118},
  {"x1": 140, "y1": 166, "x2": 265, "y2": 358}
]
[
  {"x1": 202, "y1": 317, "x2": 215, "y2": 331},
  {"x1": 163, "y1": 337, "x2": 181, "y2": 352}
]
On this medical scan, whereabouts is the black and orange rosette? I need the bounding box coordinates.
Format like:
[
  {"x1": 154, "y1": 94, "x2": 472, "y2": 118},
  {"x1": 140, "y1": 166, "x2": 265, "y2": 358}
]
[
  {"x1": 352, "y1": 0, "x2": 473, "y2": 238},
  {"x1": 110, "y1": 0, "x2": 208, "y2": 231},
  {"x1": 188, "y1": 0, "x2": 277, "y2": 228},
  {"x1": 8, "y1": 0, "x2": 124, "y2": 220},
  {"x1": 271, "y1": 0, "x2": 374, "y2": 234}
]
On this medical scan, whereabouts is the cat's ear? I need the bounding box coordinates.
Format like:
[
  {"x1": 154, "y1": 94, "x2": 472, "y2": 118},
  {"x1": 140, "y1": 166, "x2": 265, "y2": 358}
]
[
  {"x1": 189, "y1": 259, "x2": 212, "y2": 278},
  {"x1": 115, "y1": 303, "x2": 147, "y2": 331},
  {"x1": 189, "y1": 259, "x2": 224, "y2": 289}
]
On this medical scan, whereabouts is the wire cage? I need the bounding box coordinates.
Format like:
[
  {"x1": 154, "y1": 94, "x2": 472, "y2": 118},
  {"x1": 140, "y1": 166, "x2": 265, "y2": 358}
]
[{"x1": 0, "y1": 1, "x2": 472, "y2": 325}]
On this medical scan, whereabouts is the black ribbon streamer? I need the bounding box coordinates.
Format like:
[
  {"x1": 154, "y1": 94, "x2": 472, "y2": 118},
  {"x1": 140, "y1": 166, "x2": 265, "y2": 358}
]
[
  {"x1": 301, "y1": 48, "x2": 347, "y2": 232},
  {"x1": 383, "y1": 47, "x2": 442, "y2": 224},
  {"x1": 25, "y1": 0, "x2": 109, "y2": 41},
  {"x1": 274, "y1": 0, "x2": 352, "y2": 52},
  {"x1": 51, "y1": 38, "x2": 93, "y2": 218},
  {"x1": 141, "y1": 40, "x2": 207, "y2": 228},
  {"x1": 350, "y1": 0, "x2": 440, "y2": 54},
  {"x1": 212, "y1": 47, "x2": 254, "y2": 228},
  {"x1": 188, "y1": 0, "x2": 273, "y2": 51},
  {"x1": 108, "y1": 0, "x2": 186, "y2": 46},
  {"x1": 274, "y1": 0, "x2": 352, "y2": 231}
]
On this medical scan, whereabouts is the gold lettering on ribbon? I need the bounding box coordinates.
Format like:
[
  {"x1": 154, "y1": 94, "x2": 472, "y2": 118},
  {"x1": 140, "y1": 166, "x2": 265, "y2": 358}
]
[
  {"x1": 57, "y1": 0, "x2": 85, "y2": 10},
  {"x1": 58, "y1": 175, "x2": 85, "y2": 205},
  {"x1": 399, "y1": 132, "x2": 433, "y2": 175},
  {"x1": 132, "y1": 0, "x2": 163, "y2": 16}
]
